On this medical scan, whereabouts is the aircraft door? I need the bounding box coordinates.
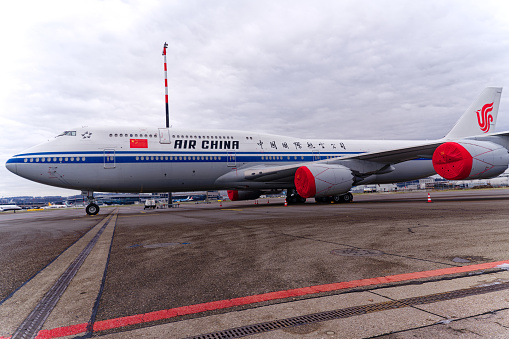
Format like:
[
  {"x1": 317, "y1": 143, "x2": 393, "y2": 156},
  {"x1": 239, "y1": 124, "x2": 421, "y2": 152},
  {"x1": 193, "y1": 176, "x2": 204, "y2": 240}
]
[
  {"x1": 227, "y1": 152, "x2": 236, "y2": 167},
  {"x1": 159, "y1": 128, "x2": 171, "y2": 144},
  {"x1": 312, "y1": 150, "x2": 320, "y2": 161},
  {"x1": 104, "y1": 149, "x2": 116, "y2": 169}
]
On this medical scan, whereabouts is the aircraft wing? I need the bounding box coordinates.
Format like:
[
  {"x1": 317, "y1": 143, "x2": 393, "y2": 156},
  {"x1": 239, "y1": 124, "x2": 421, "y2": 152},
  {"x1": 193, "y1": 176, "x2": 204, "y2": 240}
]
[
  {"x1": 216, "y1": 140, "x2": 444, "y2": 186},
  {"x1": 345, "y1": 140, "x2": 443, "y2": 164}
]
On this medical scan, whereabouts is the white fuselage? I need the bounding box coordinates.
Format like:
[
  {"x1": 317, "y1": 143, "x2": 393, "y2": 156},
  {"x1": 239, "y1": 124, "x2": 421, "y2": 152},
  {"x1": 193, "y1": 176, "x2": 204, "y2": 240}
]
[
  {"x1": 6, "y1": 127, "x2": 435, "y2": 193},
  {"x1": 0, "y1": 205, "x2": 22, "y2": 212}
]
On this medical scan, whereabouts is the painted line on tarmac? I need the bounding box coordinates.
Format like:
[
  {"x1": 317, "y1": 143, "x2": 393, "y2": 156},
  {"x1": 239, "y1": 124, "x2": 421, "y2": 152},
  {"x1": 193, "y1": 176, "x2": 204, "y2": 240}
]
[{"x1": 31, "y1": 260, "x2": 509, "y2": 338}]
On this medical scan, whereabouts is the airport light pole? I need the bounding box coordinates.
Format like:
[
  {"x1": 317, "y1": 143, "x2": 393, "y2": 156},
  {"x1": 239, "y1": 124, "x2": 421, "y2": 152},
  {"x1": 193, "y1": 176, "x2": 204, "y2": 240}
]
[{"x1": 162, "y1": 42, "x2": 173, "y2": 208}]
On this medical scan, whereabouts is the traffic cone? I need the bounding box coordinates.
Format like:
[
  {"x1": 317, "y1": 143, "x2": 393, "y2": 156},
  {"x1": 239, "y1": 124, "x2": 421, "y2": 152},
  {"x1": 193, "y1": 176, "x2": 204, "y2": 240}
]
[
  {"x1": 267, "y1": 199, "x2": 269, "y2": 204},
  {"x1": 427, "y1": 193, "x2": 432, "y2": 203},
  {"x1": 220, "y1": 200, "x2": 222, "y2": 207},
  {"x1": 285, "y1": 199, "x2": 287, "y2": 207}
]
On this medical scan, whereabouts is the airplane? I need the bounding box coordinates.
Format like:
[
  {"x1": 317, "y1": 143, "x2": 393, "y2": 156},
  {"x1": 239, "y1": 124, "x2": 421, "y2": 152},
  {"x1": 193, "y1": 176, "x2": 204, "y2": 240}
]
[
  {"x1": 5, "y1": 87, "x2": 509, "y2": 216},
  {"x1": 173, "y1": 196, "x2": 193, "y2": 202},
  {"x1": 43, "y1": 202, "x2": 69, "y2": 209},
  {"x1": 0, "y1": 204, "x2": 23, "y2": 212}
]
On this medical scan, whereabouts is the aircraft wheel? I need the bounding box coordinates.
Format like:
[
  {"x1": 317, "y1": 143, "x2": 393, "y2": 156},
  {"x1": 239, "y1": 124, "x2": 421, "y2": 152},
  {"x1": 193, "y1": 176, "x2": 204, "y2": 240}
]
[
  {"x1": 86, "y1": 203, "x2": 100, "y2": 216},
  {"x1": 332, "y1": 195, "x2": 342, "y2": 203},
  {"x1": 333, "y1": 193, "x2": 353, "y2": 203}
]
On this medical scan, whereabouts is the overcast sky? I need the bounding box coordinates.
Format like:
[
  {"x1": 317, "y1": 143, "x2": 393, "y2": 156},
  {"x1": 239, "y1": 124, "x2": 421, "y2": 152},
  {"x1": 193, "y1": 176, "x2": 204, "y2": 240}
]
[{"x1": 2, "y1": 0, "x2": 509, "y2": 197}]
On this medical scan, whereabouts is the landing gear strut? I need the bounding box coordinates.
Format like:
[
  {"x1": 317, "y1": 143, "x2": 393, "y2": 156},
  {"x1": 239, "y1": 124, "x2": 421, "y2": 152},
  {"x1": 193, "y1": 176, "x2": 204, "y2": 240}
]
[
  {"x1": 286, "y1": 188, "x2": 306, "y2": 204},
  {"x1": 82, "y1": 190, "x2": 100, "y2": 216}
]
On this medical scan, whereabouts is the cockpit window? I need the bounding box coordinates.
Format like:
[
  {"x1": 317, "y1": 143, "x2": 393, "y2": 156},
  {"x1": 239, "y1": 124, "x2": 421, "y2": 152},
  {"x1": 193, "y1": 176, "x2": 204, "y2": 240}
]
[{"x1": 57, "y1": 131, "x2": 77, "y2": 137}]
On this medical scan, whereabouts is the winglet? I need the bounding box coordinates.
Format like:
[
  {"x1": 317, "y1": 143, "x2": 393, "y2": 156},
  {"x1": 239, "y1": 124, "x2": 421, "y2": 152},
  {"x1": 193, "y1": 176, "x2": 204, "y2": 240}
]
[{"x1": 445, "y1": 87, "x2": 502, "y2": 139}]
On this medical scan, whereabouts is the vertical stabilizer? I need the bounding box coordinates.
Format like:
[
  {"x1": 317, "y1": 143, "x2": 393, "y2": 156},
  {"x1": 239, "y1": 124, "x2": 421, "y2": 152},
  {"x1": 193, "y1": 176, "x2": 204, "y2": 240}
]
[{"x1": 445, "y1": 87, "x2": 502, "y2": 139}]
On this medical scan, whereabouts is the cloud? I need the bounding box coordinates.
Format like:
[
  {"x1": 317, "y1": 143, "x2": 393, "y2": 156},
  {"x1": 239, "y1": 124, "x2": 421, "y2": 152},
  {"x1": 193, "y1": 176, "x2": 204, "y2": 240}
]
[{"x1": 2, "y1": 0, "x2": 509, "y2": 196}]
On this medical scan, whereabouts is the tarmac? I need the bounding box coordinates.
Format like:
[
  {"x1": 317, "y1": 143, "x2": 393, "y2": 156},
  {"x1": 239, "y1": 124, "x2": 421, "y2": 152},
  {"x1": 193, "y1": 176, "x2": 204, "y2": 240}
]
[{"x1": 1, "y1": 189, "x2": 509, "y2": 338}]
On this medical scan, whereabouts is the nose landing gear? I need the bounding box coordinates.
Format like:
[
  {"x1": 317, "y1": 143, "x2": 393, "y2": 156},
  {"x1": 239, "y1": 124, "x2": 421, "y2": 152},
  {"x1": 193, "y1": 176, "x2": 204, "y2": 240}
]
[{"x1": 82, "y1": 190, "x2": 100, "y2": 215}]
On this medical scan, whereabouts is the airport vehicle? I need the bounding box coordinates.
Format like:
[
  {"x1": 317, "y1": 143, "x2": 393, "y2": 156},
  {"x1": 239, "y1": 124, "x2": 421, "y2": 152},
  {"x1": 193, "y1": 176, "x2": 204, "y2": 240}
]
[
  {"x1": 144, "y1": 199, "x2": 157, "y2": 209},
  {"x1": 0, "y1": 204, "x2": 22, "y2": 212},
  {"x1": 6, "y1": 88, "x2": 509, "y2": 215}
]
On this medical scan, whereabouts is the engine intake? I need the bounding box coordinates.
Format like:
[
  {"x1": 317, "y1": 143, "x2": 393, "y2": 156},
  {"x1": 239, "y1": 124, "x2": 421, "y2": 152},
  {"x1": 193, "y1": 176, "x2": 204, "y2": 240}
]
[
  {"x1": 294, "y1": 164, "x2": 353, "y2": 198},
  {"x1": 432, "y1": 141, "x2": 509, "y2": 180}
]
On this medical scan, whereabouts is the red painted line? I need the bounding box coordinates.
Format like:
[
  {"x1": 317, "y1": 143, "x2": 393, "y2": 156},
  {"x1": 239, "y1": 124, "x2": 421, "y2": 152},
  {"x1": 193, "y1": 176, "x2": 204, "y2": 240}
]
[
  {"x1": 36, "y1": 323, "x2": 87, "y2": 338},
  {"x1": 35, "y1": 260, "x2": 509, "y2": 338}
]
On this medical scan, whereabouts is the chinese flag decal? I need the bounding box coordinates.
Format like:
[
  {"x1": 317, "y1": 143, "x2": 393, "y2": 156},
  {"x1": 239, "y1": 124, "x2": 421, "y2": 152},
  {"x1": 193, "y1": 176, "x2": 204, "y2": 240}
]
[{"x1": 130, "y1": 139, "x2": 148, "y2": 148}]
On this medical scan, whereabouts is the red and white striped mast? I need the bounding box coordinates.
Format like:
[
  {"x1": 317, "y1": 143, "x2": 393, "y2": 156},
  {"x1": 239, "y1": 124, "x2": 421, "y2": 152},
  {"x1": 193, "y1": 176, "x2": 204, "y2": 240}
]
[
  {"x1": 162, "y1": 42, "x2": 173, "y2": 207},
  {"x1": 162, "y1": 42, "x2": 169, "y2": 128}
]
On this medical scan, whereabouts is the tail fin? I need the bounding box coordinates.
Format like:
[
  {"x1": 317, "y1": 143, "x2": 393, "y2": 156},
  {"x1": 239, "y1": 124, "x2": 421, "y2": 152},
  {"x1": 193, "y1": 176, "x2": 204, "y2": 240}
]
[{"x1": 445, "y1": 87, "x2": 502, "y2": 139}]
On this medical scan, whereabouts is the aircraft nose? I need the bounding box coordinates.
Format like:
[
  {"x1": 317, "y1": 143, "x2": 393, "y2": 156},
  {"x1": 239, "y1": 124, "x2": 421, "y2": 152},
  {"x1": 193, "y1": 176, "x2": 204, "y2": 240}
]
[{"x1": 5, "y1": 158, "x2": 17, "y2": 175}]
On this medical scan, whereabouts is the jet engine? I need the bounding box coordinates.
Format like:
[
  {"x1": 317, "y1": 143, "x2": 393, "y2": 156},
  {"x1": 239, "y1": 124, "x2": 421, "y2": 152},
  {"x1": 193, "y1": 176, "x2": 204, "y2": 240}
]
[
  {"x1": 227, "y1": 190, "x2": 263, "y2": 201},
  {"x1": 294, "y1": 164, "x2": 354, "y2": 198},
  {"x1": 432, "y1": 140, "x2": 509, "y2": 180}
]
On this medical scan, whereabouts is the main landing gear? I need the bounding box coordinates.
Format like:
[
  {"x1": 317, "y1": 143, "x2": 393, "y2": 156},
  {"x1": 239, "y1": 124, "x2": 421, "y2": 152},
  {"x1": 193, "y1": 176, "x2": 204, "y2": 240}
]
[
  {"x1": 286, "y1": 189, "x2": 307, "y2": 204},
  {"x1": 82, "y1": 190, "x2": 100, "y2": 216},
  {"x1": 315, "y1": 192, "x2": 353, "y2": 204}
]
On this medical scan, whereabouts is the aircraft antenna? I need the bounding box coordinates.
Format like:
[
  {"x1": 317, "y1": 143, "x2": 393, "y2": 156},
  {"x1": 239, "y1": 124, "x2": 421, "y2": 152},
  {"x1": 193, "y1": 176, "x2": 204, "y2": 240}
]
[{"x1": 162, "y1": 42, "x2": 169, "y2": 128}]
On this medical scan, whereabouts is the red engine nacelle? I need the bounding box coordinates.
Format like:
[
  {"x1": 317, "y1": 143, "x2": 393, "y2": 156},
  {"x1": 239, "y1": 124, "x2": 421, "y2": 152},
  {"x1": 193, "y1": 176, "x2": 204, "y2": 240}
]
[
  {"x1": 227, "y1": 190, "x2": 263, "y2": 201},
  {"x1": 432, "y1": 141, "x2": 509, "y2": 180},
  {"x1": 294, "y1": 164, "x2": 353, "y2": 198}
]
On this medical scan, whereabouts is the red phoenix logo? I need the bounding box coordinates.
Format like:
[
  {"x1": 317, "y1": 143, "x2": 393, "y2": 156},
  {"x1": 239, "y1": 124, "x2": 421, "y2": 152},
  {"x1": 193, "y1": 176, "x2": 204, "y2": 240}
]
[{"x1": 477, "y1": 102, "x2": 494, "y2": 133}]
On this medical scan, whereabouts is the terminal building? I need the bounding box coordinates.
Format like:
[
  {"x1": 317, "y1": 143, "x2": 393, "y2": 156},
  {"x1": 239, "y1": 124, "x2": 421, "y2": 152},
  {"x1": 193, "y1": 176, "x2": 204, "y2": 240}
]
[{"x1": 4, "y1": 173, "x2": 509, "y2": 206}]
